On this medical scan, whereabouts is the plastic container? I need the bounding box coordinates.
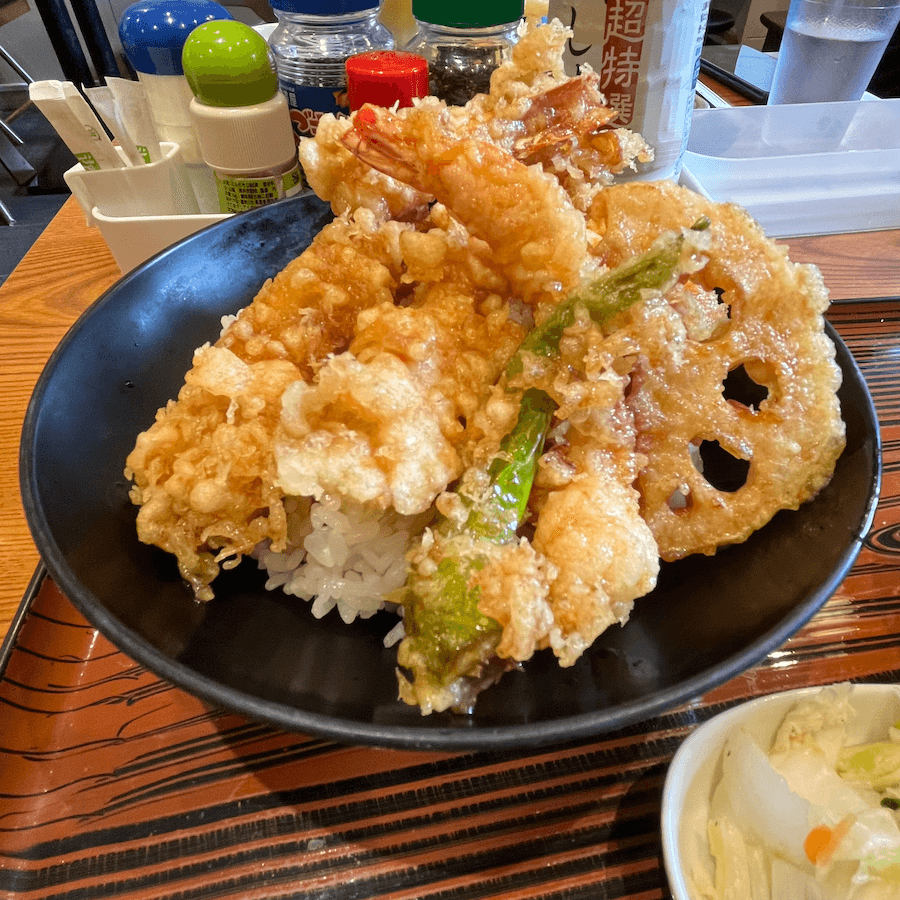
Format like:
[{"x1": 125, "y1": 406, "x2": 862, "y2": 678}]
[
  {"x1": 547, "y1": 0, "x2": 711, "y2": 181},
  {"x1": 345, "y1": 49, "x2": 428, "y2": 109},
  {"x1": 268, "y1": 0, "x2": 394, "y2": 141},
  {"x1": 63, "y1": 141, "x2": 199, "y2": 221},
  {"x1": 91, "y1": 208, "x2": 230, "y2": 273},
  {"x1": 682, "y1": 99, "x2": 900, "y2": 237},
  {"x1": 62, "y1": 141, "x2": 230, "y2": 273},
  {"x1": 405, "y1": 0, "x2": 523, "y2": 105},
  {"x1": 183, "y1": 20, "x2": 303, "y2": 213}
]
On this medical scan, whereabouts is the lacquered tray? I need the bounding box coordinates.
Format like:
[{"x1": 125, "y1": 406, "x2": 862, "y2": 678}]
[{"x1": 2, "y1": 302, "x2": 900, "y2": 899}]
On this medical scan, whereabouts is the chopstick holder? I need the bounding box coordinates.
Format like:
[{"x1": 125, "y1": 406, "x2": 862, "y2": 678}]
[{"x1": 63, "y1": 141, "x2": 200, "y2": 226}]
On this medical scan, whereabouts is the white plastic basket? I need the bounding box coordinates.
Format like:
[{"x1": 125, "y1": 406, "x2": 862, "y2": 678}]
[{"x1": 63, "y1": 142, "x2": 230, "y2": 273}]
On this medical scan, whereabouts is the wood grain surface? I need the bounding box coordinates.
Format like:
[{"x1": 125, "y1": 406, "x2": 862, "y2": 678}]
[
  {"x1": 0, "y1": 196, "x2": 898, "y2": 646},
  {"x1": 0, "y1": 201, "x2": 120, "y2": 633},
  {"x1": 1, "y1": 493, "x2": 899, "y2": 898}
]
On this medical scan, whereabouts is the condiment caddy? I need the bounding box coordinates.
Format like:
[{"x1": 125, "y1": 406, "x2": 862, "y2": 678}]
[{"x1": 34, "y1": 0, "x2": 538, "y2": 272}]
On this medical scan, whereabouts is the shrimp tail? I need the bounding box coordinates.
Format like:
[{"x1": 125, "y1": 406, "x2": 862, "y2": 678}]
[{"x1": 340, "y1": 105, "x2": 429, "y2": 193}]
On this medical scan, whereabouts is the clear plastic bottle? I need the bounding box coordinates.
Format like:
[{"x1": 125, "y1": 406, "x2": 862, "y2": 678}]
[
  {"x1": 405, "y1": 0, "x2": 523, "y2": 105},
  {"x1": 268, "y1": 0, "x2": 394, "y2": 141},
  {"x1": 547, "y1": 0, "x2": 711, "y2": 181}
]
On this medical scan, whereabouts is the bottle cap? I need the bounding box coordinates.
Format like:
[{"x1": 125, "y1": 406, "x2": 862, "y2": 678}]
[
  {"x1": 411, "y1": 0, "x2": 524, "y2": 28},
  {"x1": 346, "y1": 50, "x2": 428, "y2": 110},
  {"x1": 268, "y1": 0, "x2": 379, "y2": 14},
  {"x1": 119, "y1": 0, "x2": 234, "y2": 75},
  {"x1": 188, "y1": 90, "x2": 298, "y2": 173},
  {"x1": 182, "y1": 20, "x2": 297, "y2": 174},
  {"x1": 183, "y1": 20, "x2": 278, "y2": 106}
]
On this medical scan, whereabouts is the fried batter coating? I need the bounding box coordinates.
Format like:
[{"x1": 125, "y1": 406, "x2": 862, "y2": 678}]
[
  {"x1": 301, "y1": 18, "x2": 651, "y2": 225},
  {"x1": 472, "y1": 539, "x2": 556, "y2": 663},
  {"x1": 275, "y1": 351, "x2": 460, "y2": 515},
  {"x1": 534, "y1": 440, "x2": 659, "y2": 667},
  {"x1": 126, "y1": 348, "x2": 300, "y2": 599},
  {"x1": 352, "y1": 284, "x2": 526, "y2": 427},
  {"x1": 275, "y1": 214, "x2": 529, "y2": 516},
  {"x1": 219, "y1": 209, "x2": 409, "y2": 372},
  {"x1": 589, "y1": 180, "x2": 846, "y2": 560},
  {"x1": 126, "y1": 211, "x2": 411, "y2": 599},
  {"x1": 341, "y1": 103, "x2": 593, "y2": 304}
]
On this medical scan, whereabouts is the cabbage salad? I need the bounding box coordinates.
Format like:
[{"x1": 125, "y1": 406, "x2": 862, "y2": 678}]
[{"x1": 694, "y1": 684, "x2": 900, "y2": 900}]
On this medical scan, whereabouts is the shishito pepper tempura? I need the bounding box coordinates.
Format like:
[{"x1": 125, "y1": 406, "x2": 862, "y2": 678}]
[{"x1": 125, "y1": 20, "x2": 845, "y2": 714}]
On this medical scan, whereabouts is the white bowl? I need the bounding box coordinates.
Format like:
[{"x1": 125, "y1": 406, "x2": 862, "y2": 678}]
[{"x1": 661, "y1": 682, "x2": 900, "y2": 900}]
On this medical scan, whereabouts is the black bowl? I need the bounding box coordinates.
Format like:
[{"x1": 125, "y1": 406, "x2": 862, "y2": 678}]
[{"x1": 20, "y1": 194, "x2": 881, "y2": 751}]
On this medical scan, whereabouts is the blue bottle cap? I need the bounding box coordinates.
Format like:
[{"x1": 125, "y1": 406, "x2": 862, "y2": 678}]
[
  {"x1": 268, "y1": 0, "x2": 378, "y2": 14},
  {"x1": 119, "y1": 0, "x2": 234, "y2": 75}
]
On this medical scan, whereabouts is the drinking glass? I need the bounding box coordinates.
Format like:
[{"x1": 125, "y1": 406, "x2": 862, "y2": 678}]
[{"x1": 767, "y1": 0, "x2": 900, "y2": 104}]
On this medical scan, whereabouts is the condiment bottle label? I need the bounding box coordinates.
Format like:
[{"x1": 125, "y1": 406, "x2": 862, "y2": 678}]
[
  {"x1": 548, "y1": 0, "x2": 710, "y2": 181},
  {"x1": 278, "y1": 80, "x2": 350, "y2": 140},
  {"x1": 214, "y1": 164, "x2": 303, "y2": 213}
]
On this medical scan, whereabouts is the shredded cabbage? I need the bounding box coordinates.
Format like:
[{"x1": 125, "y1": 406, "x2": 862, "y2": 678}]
[
  {"x1": 694, "y1": 685, "x2": 900, "y2": 900},
  {"x1": 839, "y1": 741, "x2": 900, "y2": 792}
]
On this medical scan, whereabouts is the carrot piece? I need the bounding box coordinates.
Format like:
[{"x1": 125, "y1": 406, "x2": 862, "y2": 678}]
[
  {"x1": 804, "y1": 825, "x2": 833, "y2": 863},
  {"x1": 805, "y1": 815, "x2": 856, "y2": 866}
]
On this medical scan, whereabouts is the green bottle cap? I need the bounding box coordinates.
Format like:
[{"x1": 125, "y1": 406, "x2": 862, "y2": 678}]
[
  {"x1": 182, "y1": 20, "x2": 278, "y2": 107},
  {"x1": 412, "y1": 0, "x2": 523, "y2": 28}
]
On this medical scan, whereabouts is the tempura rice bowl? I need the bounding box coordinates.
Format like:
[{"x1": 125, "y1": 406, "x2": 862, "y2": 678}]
[{"x1": 19, "y1": 195, "x2": 880, "y2": 750}]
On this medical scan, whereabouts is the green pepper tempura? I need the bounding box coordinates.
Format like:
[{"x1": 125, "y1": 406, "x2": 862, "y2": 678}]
[{"x1": 396, "y1": 224, "x2": 708, "y2": 714}]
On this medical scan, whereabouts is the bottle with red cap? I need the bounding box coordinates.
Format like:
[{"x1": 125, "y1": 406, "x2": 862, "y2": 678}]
[{"x1": 345, "y1": 49, "x2": 428, "y2": 110}]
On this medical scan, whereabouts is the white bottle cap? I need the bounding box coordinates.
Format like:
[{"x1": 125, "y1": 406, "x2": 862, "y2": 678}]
[{"x1": 189, "y1": 94, "x2": 297, "y2": 174}]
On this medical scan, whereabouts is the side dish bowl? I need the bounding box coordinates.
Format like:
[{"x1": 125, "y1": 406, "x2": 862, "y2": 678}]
[
  {"x1": 19, "y1": 194, "x2": 882, "y2": 751},
  {"x1": 661, "y1": 682, "x2": 900, "y2": 900}
]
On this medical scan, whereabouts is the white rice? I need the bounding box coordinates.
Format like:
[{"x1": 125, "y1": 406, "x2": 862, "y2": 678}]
[{"x1": 252, "y1": 494, "x2": 430, "y2": 639}]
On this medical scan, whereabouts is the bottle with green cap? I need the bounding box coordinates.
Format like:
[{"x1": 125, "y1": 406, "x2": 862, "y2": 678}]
[
  {"x1": 183, "y1": 20, "x2": 304, "y2": 214},
  {"x1": 405, "y1": 0, "x2": 524, "y2": 105}
]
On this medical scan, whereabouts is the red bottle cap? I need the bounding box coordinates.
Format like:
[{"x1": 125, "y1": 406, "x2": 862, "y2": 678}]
[{"x1": 346, "y1": 50, "x2": 429, "y2": 111}]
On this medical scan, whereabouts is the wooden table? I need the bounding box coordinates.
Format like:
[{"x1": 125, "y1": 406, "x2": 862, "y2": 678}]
[
  {"x1": 0, "y1": 199, "x2": 120, "y2": 637},
  {"x1": 1, "y1": 145, "x2": 900, "y2": 897}
]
